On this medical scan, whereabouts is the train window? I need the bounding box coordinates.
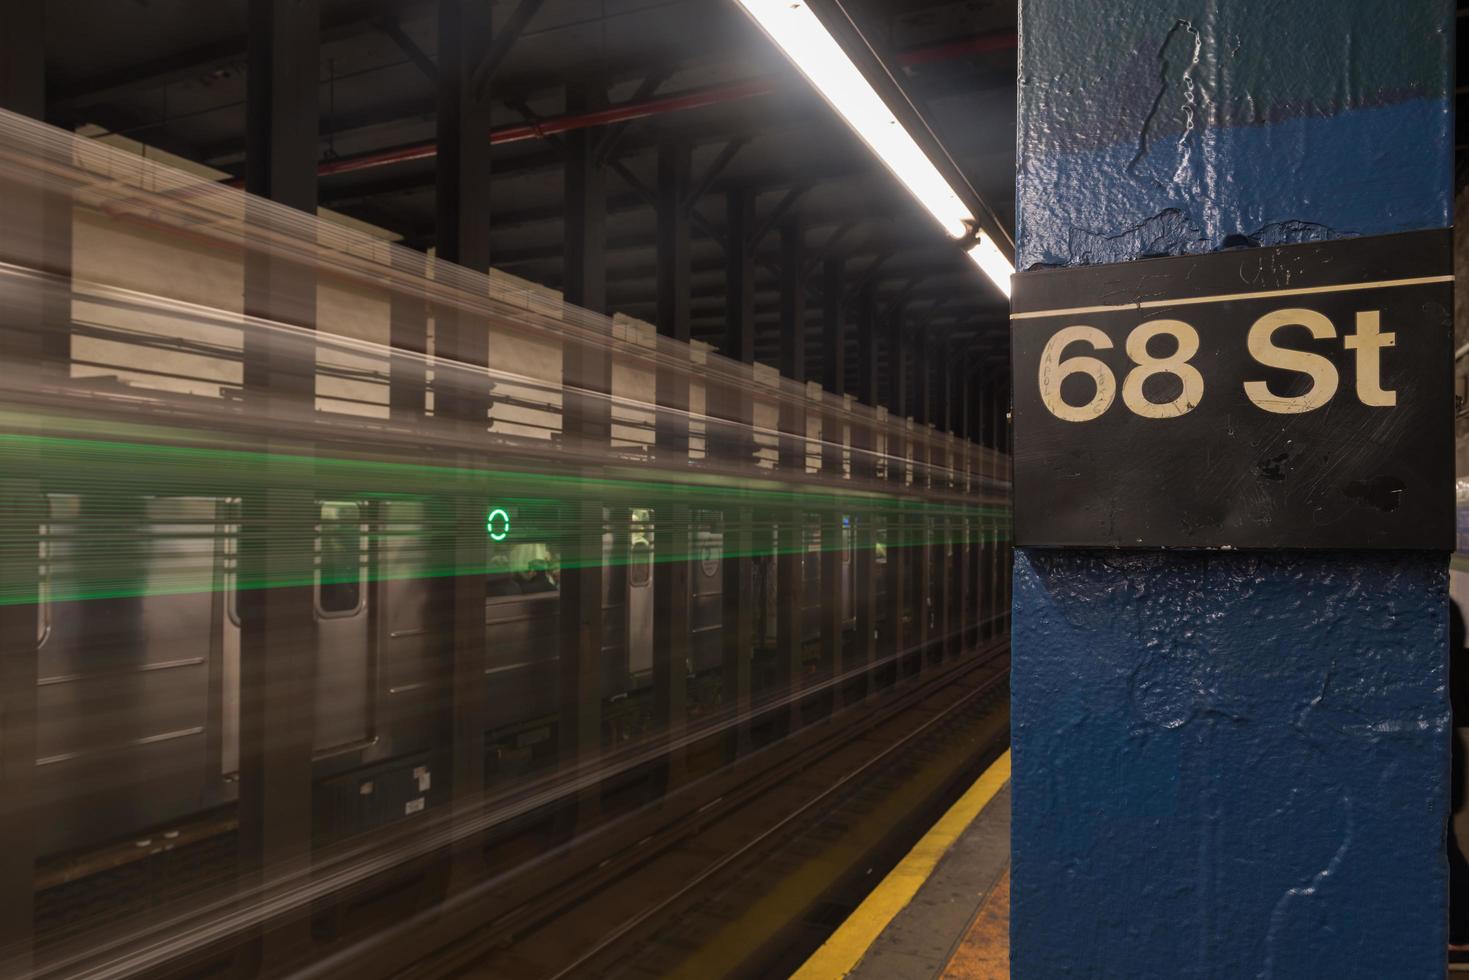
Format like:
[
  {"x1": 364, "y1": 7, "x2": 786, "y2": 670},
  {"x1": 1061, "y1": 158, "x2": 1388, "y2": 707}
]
[
  {"x1": 36, "y1": 522, "x2": 50, "y2": 645},
  {"x1": 317, "y1": 501, "x2": 364, "y2": 616},
  {"x1": 699, "y1": 541, "x2": 721, "y2": 578},
  {"x1": 629, "y1": 540, "x2": 652, "y2": 587},
  {"x1": 223, "y1": 498, "x2": 241, "y2": 627},
  {"x1": 486, "y1": 506, "x2": 560, "y2": 598}
]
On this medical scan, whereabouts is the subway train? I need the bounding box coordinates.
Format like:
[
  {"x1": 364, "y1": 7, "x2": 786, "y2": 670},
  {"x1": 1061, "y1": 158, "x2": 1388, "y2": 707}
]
[
  {"x1": 32, "y1": 494, "x2": 890, "y2": 858},
  {"x1": 0, "y1": 111, "x2": 1008, "y2": 975}
]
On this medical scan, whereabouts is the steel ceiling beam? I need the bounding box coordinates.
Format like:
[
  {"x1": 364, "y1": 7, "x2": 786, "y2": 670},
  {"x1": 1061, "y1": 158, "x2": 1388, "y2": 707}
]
[
  {"x1": 49, "y1": 0, "x2": 410, "y2": 114},
  {"x1": 469, "y1": 0, "x2": 549, "y2": 101},
  {"x1": 375, "y1": 16, "x2": 437, "y2": 83}
]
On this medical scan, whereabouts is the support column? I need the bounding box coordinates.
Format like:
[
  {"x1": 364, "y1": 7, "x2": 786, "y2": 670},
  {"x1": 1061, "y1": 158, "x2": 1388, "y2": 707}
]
[
  {"x1": 653, "y1": 140, "x2": 691, "y2": 788},
  {"x1": 851, "y1": 286, "x2": 879, "y2": 701},
  {"x1": 434, "y1": 0, "x2": 494, "y2": 816},
  {"x1": 956, "y1": 356, "x2": 973, "y2": 652},
  {"x1": 719, "y1": 189, "x2": 755, "y2": 760},
  {"x1": 985, "y1": 383, "x2": 1001, "y2": 643},
  {"x1": 238, "y1": 0, "x2": 319, "y2": 964},
  {"x1": 819, "y1": 259, "x2": 847, "y2": 707},
  {"x1": 559, "y1": 80, "x2": 609, "y2": 822},
  {"x1": 388, "y1": 248, "x2": 429, "y2": 422},
  {"x1": 0, "y1": 7, "x2": 44, "y2": 967},
  {"x1": 939, "y1": 342, "x2": 956, "y2": 660},
  {"x1": 998, "y1": 378, "x2": 1011, "y2": 636},
  {"x1": 776, "y1": 220, "x2": 805, "y2": 733},
  {"x1": 973, "y1": 367, "x2": 989, "y2": 644},
  {"x1": 1011, "y1": 4, "x2": 1453, "y2": 974},
  {"x1": 883, "y1": 309, "x2": 907, "y2": 687},
  {"x1": 913, "y1": 330, "x2": 934, "y2": 671}
]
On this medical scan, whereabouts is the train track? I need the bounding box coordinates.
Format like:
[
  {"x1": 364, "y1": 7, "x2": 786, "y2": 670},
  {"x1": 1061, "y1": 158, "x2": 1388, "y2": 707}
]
[{"x1": 387, "y1": 642, "x2": 1010, "y2": 980}]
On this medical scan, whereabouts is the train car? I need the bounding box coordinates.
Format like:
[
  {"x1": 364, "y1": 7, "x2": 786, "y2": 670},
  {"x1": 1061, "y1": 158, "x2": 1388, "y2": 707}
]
[
  {"x1": 0, "y1": 113, "x2": 1012, "y2": 976},
  {"x1": 32, "y1": 493, "x2": 740, "y2": 858}
]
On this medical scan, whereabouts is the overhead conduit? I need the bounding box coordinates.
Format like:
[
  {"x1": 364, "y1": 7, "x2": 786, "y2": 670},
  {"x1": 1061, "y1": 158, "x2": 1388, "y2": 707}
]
[{"x1": 302, "y1": 29, "x2": 1017, "y2": 182}]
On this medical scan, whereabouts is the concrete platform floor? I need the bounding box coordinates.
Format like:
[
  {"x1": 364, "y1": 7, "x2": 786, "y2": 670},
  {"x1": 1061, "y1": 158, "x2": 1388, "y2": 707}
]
[{"x1": 794, "y1": 752, "x2": 1011, "y2": 980}]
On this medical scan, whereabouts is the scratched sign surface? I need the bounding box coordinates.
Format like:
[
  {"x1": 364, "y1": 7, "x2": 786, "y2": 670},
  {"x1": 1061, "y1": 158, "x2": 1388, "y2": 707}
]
[{"x1": 1010, "y1": 230, "x2": 1453, "y2": 549}]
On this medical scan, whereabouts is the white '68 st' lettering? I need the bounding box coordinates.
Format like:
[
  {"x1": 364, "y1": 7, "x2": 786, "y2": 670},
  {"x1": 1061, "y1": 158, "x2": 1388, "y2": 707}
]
[
  {"x1": 1036, "y1": 307, "x2": 1398, "y2": 421},
  {"x1": 1242, "y1": 308, "x2": 1339, "y2": 414}
]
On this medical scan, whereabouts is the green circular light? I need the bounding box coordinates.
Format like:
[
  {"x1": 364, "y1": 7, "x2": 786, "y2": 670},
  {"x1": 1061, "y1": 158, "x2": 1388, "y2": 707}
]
[{"x1": 486, "y1": 507, "x2": 511, "y2": 542}]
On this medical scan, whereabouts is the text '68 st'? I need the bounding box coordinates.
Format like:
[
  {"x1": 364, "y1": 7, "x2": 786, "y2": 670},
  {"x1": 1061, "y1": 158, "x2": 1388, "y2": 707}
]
[{"x1": 1008, "y1": 231, "x2": 1453, "y2": 550}]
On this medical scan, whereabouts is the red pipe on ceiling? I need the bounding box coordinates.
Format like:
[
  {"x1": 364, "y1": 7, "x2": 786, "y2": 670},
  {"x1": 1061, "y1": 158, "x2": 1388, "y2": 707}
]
[
  {"x1": 307, "y1": 29, "x2": 1018, "y2": 182},
  {"x1": 893, "y1": 31, "x2": 1017, "y2": 68}
]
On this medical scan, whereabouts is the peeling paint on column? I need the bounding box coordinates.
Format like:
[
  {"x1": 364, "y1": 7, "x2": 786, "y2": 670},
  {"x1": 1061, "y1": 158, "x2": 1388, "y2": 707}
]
[
  {"x1": 1011, "y1": 1, "x2": 1454, "y2": 977},
  {"x1": 1016, "y1": 2, "x2": 1453, "y2": 270}
]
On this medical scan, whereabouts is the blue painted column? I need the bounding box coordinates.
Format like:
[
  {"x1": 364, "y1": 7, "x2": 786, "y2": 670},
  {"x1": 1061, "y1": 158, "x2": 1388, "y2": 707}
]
[{"x1": 1010, "y1": 4, "x2": 1454, "y2": 978}]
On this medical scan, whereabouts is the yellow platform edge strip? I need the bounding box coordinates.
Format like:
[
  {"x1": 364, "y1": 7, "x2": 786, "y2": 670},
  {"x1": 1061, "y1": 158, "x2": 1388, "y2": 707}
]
[{"x1": 790, "y1": 749, "x2": 1012, "y2": 980}]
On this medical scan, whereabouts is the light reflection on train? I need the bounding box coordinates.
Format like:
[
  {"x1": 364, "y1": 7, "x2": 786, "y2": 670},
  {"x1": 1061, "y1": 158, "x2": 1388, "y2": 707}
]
[
  {"x1": 32, "y1": 494, "x2": 906, "y2": 862},
  {"x1": 0, "y1": 109, "x2": 1008, "y2": 971}
]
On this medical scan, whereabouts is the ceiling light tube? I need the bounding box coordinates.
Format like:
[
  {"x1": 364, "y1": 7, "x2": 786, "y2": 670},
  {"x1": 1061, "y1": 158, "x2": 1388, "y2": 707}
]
[
  {"x1": 732, "y1": 0, "x2": 973, "y2": 241},
  {"x1": 966, "y1": 232, "x2": 1014, "y2": 298}
]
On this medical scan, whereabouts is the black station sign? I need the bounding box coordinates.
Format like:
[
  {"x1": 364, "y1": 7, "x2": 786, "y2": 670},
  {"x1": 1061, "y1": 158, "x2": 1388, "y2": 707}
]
[{"x1": 1009, "y1": 229, "x2": 1453, "y2": 550}]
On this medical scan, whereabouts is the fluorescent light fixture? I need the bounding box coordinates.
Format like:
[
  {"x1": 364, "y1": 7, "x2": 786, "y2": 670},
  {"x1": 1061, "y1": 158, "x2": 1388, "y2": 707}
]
[
  {"x1": 733, "y1": 0, "x2": 971, "y2": 240},
  {"x1": 967, "y1": 232, "x2": 1014, "y2": 298}
]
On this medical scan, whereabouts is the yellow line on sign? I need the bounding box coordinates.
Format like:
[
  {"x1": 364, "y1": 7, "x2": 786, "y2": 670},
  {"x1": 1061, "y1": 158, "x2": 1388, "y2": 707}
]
[
  {"x1": 1140, "y1": 274, "x2": 1455, "y2": 310},
  {"x1": 1010, "y1": 273, "x2": 1455, "y2": 321},
  {"x1": 790, "y1": 750, "x2": 1012, "y2": 980},
  {"x1": 1009, "y1": 301, "x2": 1134, "y2": 320}
]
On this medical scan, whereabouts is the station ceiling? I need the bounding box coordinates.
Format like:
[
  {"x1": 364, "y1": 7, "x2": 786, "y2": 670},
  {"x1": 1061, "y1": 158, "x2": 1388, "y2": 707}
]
[{"x1": 40, "y1": 0, "x2": 1019, "y2": 390}]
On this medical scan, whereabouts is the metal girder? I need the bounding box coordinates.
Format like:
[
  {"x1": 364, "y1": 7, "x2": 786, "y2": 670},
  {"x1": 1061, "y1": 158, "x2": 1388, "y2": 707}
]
[
  {"x1": 433, "y1": 0, "x2": 494, "y2": 827},
  {"x1": 597, "y1": 71, "x2": 672, "y2": 165},
  {"x1": 653, "y1": 139, "x2": 692, "y2": 789},
  {"x1": 469, "y1": 0, "x2": 549, "y2": 101},
  {"x1": 776, "y1": 218, "x2": 806, "y2": 734},
  {"x1": 778, "y1": 220, "x2": 806, "y2": 385},
  {"x1": 848, "y1": 280, "x2": 879, "y2": 705},
  {"x1": 803, "y1": 221, "x2": 858, "y2": 280},
  {"x1": 821, "y1": 259, "x2": 846, "y2": 397},
  {"x1": 237, "y1": 0, "x2": 320, "y2": 967},
  {"x1": 0, "y1": 5, "x2": 44, "y2": 967},
  {"x1": 685, "y1": 138, "x2": 749, "y2": 210},
  {"x1": 389, "y1": 247, "x2": 429, "y2": 419},
  {"x1": 559, "y1": 79, "x2": 610, "y2": 825},
  {"x1": 856, "y1": 283, "x2": 879, "y2": 409},
  {"x1": 376, "y1": 16, "x2": 437, "y2": 83},
  {"x1": 882, "y1": 277, "x2": 925, "y2": 323},
  {"x1": 656, "y1": 142, "x2": 693, "y2": 344},
  {"x1": 608, "y1": 158, "x2": 730, "y2": 253},
  {"x1": 752, "y1": 184, "x2": 813, "y2": 248},
  {"x1": 718, "y1": 186, "x2": 755, "y2": 761},
  {"x1": 50, "y1": 0, "x2": 406, "y2": 114},
  {"x1": 818, "y1": 256, "x2": 845, "y2": 709},
  {"x1": 723, "y1": 189, "x2": 756, "y2": 365},
  {"x1": 883, "y1": 298, "x2": 908, "y2": 689}
]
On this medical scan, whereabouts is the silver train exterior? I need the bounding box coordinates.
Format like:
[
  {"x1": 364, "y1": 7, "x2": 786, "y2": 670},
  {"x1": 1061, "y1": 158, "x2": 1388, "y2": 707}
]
[{"x1": 33, "y1": 496, "x2": 872, "y2": 858}]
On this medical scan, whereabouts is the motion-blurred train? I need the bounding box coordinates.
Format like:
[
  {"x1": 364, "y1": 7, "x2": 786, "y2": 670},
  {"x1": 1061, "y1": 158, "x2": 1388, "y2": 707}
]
[
  {"x1": 33, "y1": 495, "x2": 883, "y2": 858},
  {"x1": 0, "y1": 110, "x2": 1007, "y2": 973}
]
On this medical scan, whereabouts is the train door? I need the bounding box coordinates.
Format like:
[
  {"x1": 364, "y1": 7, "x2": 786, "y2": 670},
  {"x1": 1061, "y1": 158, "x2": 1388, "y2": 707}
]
[
  {"x1": 757, "y1": 525, "x2": 778, "y2": 649},
  {"x1": 221, "y1": 499, "x2": 240, "y2": 780},
  {"x1": 483, "y1": 502, "x2": 561, "y2": 782},
  {"x1": 801, "y1": 520, "x2": 821, "y2": 645},
  {"x1": 222, "y1": 499, "x2": 377, "y2": 774},
  {"x1": 37, "y1": 494, "x2": 225, "y2": 855},
  {"x1": 841, "y1": 519, "x2": 855, "y2": 629},
  {"x1": 689, "y1": 512, "x2": 723, "y2": 676},
  {"x1": 600, "y1": 506, "x2": 630, "y2": 698},
  {"x1": 376, "y1": 498, "x2": 435, "y2": 753},
  {"x1": 626, "y1": 508, "x2": 654, "y2": 683},
  {"x1": 314, "y1": 500, "x2": 373, "y2": 757}
]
